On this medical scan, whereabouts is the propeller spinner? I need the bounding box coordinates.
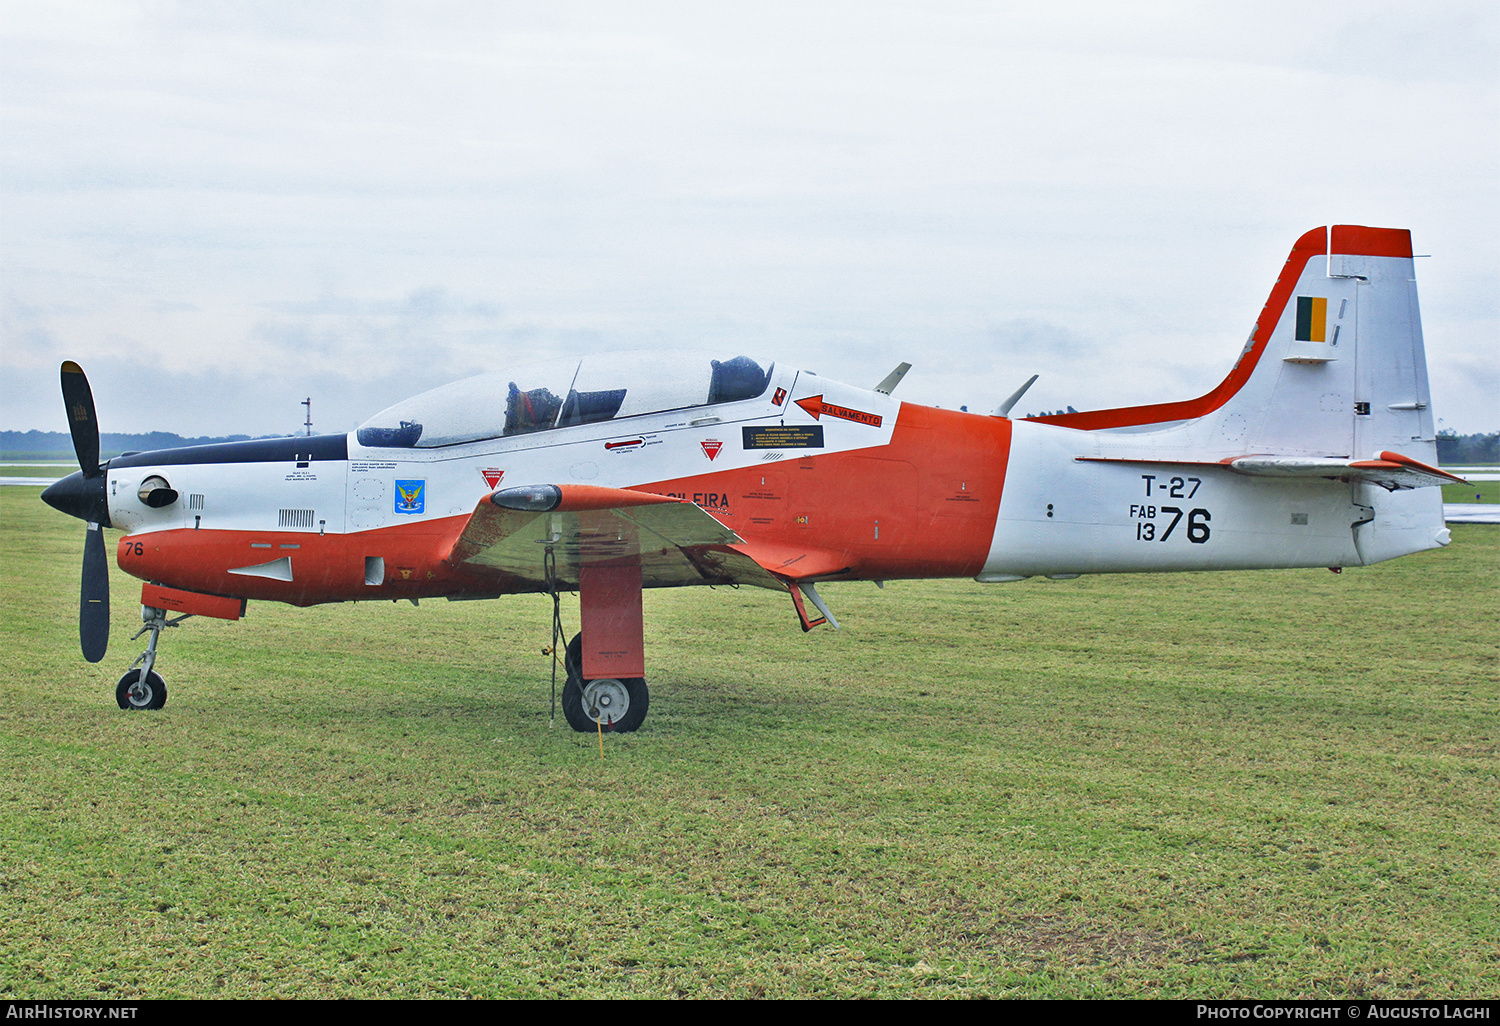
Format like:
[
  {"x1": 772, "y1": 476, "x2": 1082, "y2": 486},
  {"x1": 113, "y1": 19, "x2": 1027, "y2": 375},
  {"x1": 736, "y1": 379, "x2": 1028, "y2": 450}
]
[{"x1": 41, "y1": 361, "x2": 111, "y2": 662}]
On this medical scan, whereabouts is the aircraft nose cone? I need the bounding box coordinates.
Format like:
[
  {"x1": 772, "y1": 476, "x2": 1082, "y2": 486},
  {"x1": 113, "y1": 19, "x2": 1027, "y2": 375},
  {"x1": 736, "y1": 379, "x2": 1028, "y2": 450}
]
[{"x1": 41, "y1": 470, "x2": 110, "y2": 527}]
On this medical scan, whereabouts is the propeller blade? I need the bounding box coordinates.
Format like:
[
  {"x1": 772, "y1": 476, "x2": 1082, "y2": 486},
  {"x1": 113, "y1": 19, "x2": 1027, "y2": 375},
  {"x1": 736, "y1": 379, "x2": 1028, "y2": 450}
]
[
  {"x1": 60, "y1": 361, "x2": 101, "y2": 478},
  {"x1": 81, "y1": 524, "x2": 110, "y2": 662}
]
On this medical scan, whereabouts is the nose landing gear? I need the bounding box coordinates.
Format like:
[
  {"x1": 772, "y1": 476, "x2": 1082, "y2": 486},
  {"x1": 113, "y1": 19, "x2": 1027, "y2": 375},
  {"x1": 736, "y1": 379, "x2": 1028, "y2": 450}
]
[{"x1": 116, "y1": 605, "x2": 192, "y2": 711}]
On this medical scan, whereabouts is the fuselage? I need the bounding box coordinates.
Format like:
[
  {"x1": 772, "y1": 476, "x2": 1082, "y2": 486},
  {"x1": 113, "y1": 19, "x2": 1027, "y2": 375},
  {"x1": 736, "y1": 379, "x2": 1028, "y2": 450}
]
[
  {"x1": 103, "y1": 363, "x2": 1010, "y2": 604},
  {"x1": 84, "y1": 353, "x2": 1424, "y2": 611}
]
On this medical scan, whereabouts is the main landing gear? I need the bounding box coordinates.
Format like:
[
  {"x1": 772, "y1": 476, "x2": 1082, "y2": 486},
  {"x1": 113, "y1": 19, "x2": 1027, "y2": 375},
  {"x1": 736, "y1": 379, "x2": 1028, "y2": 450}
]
[
  {"x1": 542, "y1": 554, "x2": 651, "y2": 734},
  {"x1": 117, "y1": 605, "x2": 192, "y2": 711},
  {"x1": 561, "y1": 633, "x2": 649, "y2": 733}
]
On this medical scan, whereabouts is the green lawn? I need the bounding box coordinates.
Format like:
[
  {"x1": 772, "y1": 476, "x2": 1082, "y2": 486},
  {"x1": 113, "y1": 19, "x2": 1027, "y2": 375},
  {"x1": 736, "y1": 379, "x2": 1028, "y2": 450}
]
[
  {"x1": 1, "y1": 465, "x2": 69, "y2": 479},
  {"x1": 1443, "y1": 480, "x2": 1497, "y2": 504},
  {"x1": 2, "y1": 486, "x2": 1496, "y2": 998}
]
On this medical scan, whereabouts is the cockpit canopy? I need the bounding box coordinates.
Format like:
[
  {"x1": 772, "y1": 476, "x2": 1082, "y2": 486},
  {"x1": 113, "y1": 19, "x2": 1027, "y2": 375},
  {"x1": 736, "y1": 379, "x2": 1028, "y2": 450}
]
[{"x1": 356, "y1": 350, "x2": 774, "y2": 449}]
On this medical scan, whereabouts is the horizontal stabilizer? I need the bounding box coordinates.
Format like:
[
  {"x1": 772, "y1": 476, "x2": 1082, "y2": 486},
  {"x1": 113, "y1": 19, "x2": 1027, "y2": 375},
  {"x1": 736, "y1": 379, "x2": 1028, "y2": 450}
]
[
  {"x1": 1227, "y1": 452, "x2": 1465, "y2": 491},
  {"x1": 1077, "y1": 450, "x2": 1465, "y2": 492}
]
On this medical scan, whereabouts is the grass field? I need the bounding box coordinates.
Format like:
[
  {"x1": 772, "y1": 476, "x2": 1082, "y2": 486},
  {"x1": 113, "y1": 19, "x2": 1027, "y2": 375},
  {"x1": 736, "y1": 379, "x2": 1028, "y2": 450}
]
[{"x1": 2, "y1": 486, "x2": 1496, "y2": 998}]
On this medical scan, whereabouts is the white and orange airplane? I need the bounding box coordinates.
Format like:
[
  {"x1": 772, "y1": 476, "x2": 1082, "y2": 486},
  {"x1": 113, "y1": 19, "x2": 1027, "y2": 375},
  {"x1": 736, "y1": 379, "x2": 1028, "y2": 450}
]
[{"x1": 44, "y1": 225, "x2": 1463, "y2": 731}]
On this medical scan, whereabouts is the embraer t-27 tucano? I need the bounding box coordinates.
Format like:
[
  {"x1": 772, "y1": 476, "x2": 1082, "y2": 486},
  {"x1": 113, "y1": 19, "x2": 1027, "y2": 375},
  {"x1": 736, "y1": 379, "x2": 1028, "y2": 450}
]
[{"x1": 43, "y1": 225, "x2": 1463, "y2": 732}]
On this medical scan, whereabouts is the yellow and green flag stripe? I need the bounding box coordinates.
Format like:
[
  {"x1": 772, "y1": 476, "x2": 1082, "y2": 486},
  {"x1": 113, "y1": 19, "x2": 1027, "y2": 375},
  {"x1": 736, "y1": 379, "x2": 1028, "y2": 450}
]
[{"x1": 1295, "y1": 296, "x2": 1327, "y2": 342}]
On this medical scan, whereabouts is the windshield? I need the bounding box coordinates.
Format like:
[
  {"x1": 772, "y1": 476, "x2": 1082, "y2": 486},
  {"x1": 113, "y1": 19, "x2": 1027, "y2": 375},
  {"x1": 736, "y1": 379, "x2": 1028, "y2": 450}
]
[{"x1": 356, "y1": 351, "x2": 773, "y2": 448}]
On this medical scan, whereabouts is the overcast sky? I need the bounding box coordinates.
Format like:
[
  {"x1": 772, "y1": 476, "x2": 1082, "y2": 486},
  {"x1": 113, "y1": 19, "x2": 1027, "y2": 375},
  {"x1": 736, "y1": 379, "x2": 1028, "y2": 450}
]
[{"x1": 3, "y1": 1, "x2": 1496, "y2": 438}]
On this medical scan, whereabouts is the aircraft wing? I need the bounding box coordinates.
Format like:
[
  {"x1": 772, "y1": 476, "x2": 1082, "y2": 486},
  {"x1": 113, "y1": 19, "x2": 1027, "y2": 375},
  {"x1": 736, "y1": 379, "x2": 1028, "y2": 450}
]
[
  {"x1": 446, "y1": 484, "x2": 786, "y2": 590},
  {"x1": 1078, "y1": 450, "x2": 1465, "y2": 491}
]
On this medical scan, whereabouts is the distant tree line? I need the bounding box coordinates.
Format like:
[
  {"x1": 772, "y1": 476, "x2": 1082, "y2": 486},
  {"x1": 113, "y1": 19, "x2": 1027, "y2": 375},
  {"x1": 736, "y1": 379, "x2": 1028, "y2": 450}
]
[
  {"x1": 2, "y1": 430, "x2": 273, "y2": 459},
  {"x1": 1436, "y1": 431, "x2": 1499, "y2": 465}
]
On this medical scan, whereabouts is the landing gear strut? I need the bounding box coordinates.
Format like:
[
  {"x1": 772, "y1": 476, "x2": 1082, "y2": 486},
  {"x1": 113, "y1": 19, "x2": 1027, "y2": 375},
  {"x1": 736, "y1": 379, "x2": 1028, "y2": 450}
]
[
  {"x1": 561, "y1": 633, "x2": 649, "y2": 733},
  {"x1": 117, "y1": 605, "x2": 192, "y2": 711}
]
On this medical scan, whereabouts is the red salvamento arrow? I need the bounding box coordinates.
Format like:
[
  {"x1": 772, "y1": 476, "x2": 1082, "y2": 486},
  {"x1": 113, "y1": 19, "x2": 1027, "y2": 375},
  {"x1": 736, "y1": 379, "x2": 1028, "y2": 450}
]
[{"x1": 793, "y1": 394, "x2": 883, "y2": 428}]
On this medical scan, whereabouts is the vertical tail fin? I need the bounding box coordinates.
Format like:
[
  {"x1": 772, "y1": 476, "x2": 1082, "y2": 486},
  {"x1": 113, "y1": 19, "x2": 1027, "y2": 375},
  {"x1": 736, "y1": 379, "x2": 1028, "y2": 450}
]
[{"x1": 1030, "y1": 225, "x2": 1436, "y2": 464}]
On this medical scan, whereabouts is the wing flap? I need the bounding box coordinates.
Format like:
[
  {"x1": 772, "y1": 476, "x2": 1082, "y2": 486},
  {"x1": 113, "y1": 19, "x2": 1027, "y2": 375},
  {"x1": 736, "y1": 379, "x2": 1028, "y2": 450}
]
[{"x1": 728, "y1": 538, "x2": 853, "y2": 581}]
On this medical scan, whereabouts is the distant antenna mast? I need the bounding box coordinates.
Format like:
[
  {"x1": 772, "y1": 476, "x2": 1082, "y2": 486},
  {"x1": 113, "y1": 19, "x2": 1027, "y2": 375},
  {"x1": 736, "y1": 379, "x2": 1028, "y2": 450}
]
[{"x1": 302, "y1": 397, "x2": 312, "y2": 436}]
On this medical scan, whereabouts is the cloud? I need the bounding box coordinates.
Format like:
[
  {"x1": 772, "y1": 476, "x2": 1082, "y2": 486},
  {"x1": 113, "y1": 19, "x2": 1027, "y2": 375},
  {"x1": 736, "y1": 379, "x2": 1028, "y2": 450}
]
[{"x1": 2, "y1": 1, "x2": 1494, "y2": 435}]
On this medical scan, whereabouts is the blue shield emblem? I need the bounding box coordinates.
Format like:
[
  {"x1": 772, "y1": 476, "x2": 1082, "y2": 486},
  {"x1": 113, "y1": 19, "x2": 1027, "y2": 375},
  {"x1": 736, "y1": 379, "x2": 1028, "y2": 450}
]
[{"x1": 394, "y1": 479, "x2": 425, "y2": 515}]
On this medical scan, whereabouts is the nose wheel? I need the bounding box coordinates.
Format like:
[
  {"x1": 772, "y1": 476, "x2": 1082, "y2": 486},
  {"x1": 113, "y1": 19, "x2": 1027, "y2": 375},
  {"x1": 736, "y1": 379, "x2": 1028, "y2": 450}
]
[
  {"x1": 116, "y1": 669, "x2": 167, "y2": 710},
  {"x1": 115, "y1": 604, "x2": 192, "y2": 711},
  {"x1": 560, "y1": 633, "x2": 649, "y2": 733}
]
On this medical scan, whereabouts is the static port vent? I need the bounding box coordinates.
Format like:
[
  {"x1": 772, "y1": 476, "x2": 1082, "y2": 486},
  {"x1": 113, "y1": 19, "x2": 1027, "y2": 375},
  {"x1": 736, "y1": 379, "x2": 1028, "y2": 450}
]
[
  {"x1": 278, "y1": 509, "x2": 315, "y2": 529},
  {"x1": 188, "y1": 494, "x2": 205, "y2": 510}
]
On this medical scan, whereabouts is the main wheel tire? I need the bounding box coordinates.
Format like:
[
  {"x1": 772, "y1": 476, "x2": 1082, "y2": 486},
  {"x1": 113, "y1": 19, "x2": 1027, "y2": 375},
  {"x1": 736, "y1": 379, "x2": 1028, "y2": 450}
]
[
  {"x1": 560, "y1": 674, "x2": 590, "y2": 732},
  {"x1": 562, "y1": 676, "x2": 649, "y2": 733},
  {"x1": 611, "y1": 677, "x2": 648, "y2": 733},
  {"x1": 560, "y1": 634, "x2": 649, "y2": 733},
  {"x1": 564, "y1": 632, "x2": 583, "y2": 680},
  {"x1": 116, "y1": 669, "x2": 167, "y2": 710}
]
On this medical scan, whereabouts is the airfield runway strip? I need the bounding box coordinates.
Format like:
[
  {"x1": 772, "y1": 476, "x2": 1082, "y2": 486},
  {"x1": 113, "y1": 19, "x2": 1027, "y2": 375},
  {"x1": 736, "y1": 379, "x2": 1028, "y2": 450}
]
[{"x1": 1443, "y1": 503, "x2": 1500, "y2": 524}]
